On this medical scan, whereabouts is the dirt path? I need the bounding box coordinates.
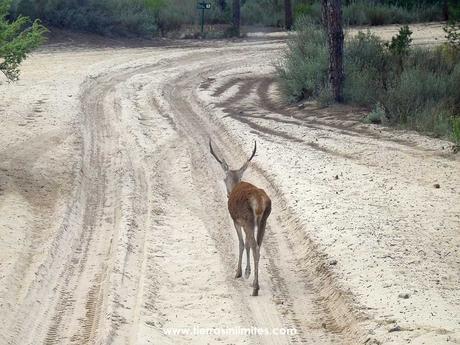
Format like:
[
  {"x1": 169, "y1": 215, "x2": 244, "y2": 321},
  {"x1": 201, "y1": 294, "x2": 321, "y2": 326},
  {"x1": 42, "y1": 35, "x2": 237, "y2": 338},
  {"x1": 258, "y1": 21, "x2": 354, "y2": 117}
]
[{"x1": 0, "y1": 25, "x2": 459, "y2": 345}]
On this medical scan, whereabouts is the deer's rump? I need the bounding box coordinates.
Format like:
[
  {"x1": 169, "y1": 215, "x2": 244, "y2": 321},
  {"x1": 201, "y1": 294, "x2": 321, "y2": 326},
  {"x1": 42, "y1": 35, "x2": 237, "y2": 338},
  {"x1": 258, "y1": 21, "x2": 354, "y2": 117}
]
[{"x1": 228, "y1": 182, "x2": 271, "y2": 223}]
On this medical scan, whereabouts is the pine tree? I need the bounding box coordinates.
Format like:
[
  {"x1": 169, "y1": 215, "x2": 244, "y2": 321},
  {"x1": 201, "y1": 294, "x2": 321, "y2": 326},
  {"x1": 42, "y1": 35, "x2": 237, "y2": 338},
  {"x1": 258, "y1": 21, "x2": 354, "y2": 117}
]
[{"x1": 321, "y1": 0, "x2": 344, "y2": 102}]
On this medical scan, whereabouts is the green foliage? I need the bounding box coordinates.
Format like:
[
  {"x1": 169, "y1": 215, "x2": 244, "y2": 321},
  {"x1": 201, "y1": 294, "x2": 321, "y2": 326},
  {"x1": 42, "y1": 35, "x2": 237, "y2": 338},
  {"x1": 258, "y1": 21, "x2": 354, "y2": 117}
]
[
  {"x1": 452, "y1": 117, "x2": 460, "y2": 145},
  {"x1": 337, "y1": 0, "x2": 442, "y2": 26},
  {"x1": 448, "y1": 0, "x2": 460, "y2": 21},
  {"x1": 364, "y1": 103, "x2": 385, "y2": 124},
  {"x1": 344, "y1": 31, "x2": 389, "y2": 105},
  {"x1": 278, "y1": 19, "x2": 460, "y2": 142},
  {"x1": 294, "y1": 2, "x2": 321, "y2": 20},
  {"x1": 294, "y1": 3, "x2": 313, "y2": 18},
  {"x1": 144, "y1": 0, "x2": 164, "y2": 12},
  {"x1": 10, "y1": 0, "x2": 161, "y2": 36},
  {"x1": 275, "y1": 17, "x2": 329, "y2": 103},
  {"x1": 387, "y1": 25, "x2": 412, "y2": 56},
  {"x1": 9, "y1": 0, "x2": 234, "y2": 36},
  {"x1": 6, "y1": 0, "x2": 451, "y2": 36},
  {"x1": 444, "y1": 21, "x2": 460, "y2": 50},
  {"x1": 241, "y1": 0, "x2": 284, "y2": 26},
  {"x1": 0, "y1": 0, "x2": 47, "y2": 81}
]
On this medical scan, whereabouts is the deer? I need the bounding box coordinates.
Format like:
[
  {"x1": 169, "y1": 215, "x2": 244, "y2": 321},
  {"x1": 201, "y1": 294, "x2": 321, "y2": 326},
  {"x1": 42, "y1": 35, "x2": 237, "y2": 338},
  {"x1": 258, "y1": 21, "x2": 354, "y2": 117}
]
[{"x1": 209, "y1": 140, "x2": 271, "y2": 296}]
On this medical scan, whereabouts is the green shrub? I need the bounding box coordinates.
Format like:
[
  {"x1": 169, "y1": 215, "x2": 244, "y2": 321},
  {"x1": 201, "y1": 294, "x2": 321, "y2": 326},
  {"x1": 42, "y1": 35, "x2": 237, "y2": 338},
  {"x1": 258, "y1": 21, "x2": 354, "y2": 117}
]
[
  {"x1": 278, "y1": 20, "x2": 460, "y2": 142},
  {"x1": 444, "y1": 21, "x2": 460, "y2": 50},
  {"x1": 294, "y1": 2, "x2": 321, "y2": 21},
  {"x1": 294, "y1": 3, "x2": 313, "y2": 18},
  {"x1": 387, "y1": 25, "x2": 413, "y2": 56},
  {"x1": 449, "y1": 1, "x2": 460, "y2": 21},
  {"x1": 276, "y1": 17, "x2": 329, "y2": 102},
  {"x1": 332, "y1": 0, "x2": 442, "y2": 26},
  {"x1": 452, "y1": 117, "x2": 460, "y2": 145},
  {"x1": 241, "y1": 0, "x2": 284, "y2": 26},
  {"x1": 364, "y1": 103, "x2": 385, "y2": 124},
  {"x1": 383, "y1": 67, "x2": 449, "y2": 125},
  {"x1": 344, "y1": 31, "x2": 389, "y2": 105}
]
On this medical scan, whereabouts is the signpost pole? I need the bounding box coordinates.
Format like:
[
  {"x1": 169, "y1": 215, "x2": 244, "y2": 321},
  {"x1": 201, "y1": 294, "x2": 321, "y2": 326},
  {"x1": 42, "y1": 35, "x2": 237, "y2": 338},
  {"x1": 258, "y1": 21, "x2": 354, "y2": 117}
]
[
  {"x1": 201, "y1": 7, "x2": 205, "y2": 34},
  {"x1": 197, "y1": 2, "x2": 211, "y2": 35}
]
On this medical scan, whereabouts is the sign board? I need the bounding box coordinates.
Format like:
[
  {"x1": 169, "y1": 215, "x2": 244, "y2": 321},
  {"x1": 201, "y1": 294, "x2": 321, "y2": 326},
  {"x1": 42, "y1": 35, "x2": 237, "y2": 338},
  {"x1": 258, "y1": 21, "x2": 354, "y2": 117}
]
[
  {"x1": 197, "y1": 2, "x2": 211, "y2": 34},
  {"x1": 197, "y1": 2, "x2": 211, "y2": 10}
]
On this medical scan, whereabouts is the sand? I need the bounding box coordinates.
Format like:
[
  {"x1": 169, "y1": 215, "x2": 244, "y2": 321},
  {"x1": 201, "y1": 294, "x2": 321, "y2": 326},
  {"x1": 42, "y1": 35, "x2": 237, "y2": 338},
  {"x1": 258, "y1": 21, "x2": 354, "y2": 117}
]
[{"x1": 0, "y1": 24, "x2": 459, "y2": 345}]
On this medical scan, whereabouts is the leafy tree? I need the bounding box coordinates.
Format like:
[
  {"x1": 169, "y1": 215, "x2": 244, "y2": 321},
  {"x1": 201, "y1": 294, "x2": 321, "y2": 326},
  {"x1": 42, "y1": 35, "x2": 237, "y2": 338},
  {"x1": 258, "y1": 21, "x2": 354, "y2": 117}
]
[{"x1": 0, "y1": 0, "x2": 47, "y2": 81}]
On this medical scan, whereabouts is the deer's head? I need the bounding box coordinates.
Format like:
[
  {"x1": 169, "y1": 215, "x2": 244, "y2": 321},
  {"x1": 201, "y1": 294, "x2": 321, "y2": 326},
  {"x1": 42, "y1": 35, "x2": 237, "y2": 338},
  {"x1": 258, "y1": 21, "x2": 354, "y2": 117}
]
[{"x1": 209, "y1": 140, "x2": 257, "y2": 197}]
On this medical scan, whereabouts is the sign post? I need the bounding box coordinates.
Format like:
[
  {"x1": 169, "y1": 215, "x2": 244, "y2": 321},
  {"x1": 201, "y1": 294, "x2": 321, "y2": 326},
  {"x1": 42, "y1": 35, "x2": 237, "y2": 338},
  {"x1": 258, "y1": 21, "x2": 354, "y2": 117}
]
[{"x1": 197, "y1": 2, "x2": 211, "y2": 35}]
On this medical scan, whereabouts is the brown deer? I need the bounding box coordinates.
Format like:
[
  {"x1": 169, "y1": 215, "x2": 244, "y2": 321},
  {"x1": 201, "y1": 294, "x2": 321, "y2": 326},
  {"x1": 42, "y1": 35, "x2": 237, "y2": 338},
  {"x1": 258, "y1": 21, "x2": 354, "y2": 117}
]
[{"x1": 209, "y1": 140, "x2": 271, "y2": 296}]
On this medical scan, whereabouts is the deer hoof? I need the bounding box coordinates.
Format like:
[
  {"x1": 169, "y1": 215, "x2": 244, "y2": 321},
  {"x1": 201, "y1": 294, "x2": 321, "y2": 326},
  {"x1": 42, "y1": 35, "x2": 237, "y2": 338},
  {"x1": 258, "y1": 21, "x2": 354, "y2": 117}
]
[
  {"x1": 251, "y1": 288, "x2": 259, "y2": 296},
  {"x1": 244, "y1": 267, "x2": 251, "y2": 279},
  {"x1": 235, "y1": 269, "x2": 242, "y2": 279}
]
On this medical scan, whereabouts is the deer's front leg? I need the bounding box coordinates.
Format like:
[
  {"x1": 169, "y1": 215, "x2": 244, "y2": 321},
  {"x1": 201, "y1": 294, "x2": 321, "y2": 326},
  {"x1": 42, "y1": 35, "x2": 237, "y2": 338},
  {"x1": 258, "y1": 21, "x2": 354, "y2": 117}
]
[{"x1": 234, "y1": 221, "x2": 244, "y2": 278}]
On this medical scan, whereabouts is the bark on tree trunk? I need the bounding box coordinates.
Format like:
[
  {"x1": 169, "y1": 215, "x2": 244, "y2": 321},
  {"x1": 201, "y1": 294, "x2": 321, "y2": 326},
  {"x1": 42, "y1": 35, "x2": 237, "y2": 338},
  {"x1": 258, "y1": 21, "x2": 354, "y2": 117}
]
[
  {"x1": 233, "y1": 0, "x2": 241, "y2": 37},
  {"x1": 321, "y1": 0, "x2": 329, "y2": 29},
  {"x1": 35, "y1": 0, "x2": 47, "y2": 18},
  {"x1": 218, "y1": 0, "x2": 226, "y2": 11},
  {"x1": 443, "y1": 0, "x2": 449, "y2": 21},
  {"x1": 284, "y1": 0, "x2": 293, "y2": 30},
  {"x1": 322, "y1": 0, "x2": 344, "y2": 103}
]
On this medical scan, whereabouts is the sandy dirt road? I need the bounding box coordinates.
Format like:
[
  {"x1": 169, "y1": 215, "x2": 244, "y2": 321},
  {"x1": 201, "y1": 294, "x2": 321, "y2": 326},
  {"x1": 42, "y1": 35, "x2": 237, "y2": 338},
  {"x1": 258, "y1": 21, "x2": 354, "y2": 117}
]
[{"x1": 0, "y1": 24, "x2": 459, "y2": 345}]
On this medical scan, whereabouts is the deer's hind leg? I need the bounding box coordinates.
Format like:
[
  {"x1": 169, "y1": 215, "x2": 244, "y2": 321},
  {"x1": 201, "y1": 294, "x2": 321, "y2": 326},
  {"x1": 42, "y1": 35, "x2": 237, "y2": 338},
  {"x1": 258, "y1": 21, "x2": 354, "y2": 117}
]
[
  {"x1": 233, "y1": 220, "x2": 244, "y2": 279},
  {"x1": 251, "y1": 238, "x2": 260, "y2": 296},
  {"x1": 256, "y1": 204, "x2": 271, "y2": 247},
  {"x1": 244, "y1": 240, "x2": 251, "y2": 279},
  {"x1": 242, "y1": 218, "x2": 255, "y2": 280}
]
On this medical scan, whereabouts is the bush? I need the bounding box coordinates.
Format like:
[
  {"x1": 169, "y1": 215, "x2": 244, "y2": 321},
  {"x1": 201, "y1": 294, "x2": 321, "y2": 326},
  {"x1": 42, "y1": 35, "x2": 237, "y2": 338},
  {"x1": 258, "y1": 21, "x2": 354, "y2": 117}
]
[
  {"x1": 344, "y1": 31, "x2": 389, "y2": 105},
  {"x1": 9, "y1": 0, "x2": 163, "y2": 37},
  {"x1": 276, "y1": 17, "x2": 329, "y2": 102},
  {"x1": 9, "y1": 0, "x2": 228, "y2": 37},
  {"x1": 329, "y1": 0, "x2": 443, "y2": 26},
  {"x1": 294, "y1": 2, "x2": 321, "y2": 22},
  {"x1": 387, "y1": 25, "x2": 413, "y2": 56},
  {"x1": 241, "y1": 0, "x2": 284, "y2": 26},
  {"x1": 452, "y1": 117, "x2": 460, "y2": 146},
  {"x1": 444, "y1": 21, "x2": 460, "y2": 50},
  {"x1": 364, "y1": 103, "x2": 385, "y2": 124},
  {"x1": 278, "y1": 19, "x2": 460, "y2": 142},
  {"x1": 294, "y1": 3, "x2": 313, "y2": 18}
]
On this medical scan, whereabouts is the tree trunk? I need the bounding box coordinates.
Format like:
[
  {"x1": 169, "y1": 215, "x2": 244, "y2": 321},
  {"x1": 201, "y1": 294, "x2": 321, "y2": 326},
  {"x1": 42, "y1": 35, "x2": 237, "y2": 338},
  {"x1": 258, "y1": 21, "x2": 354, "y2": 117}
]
[
  {"x1": 443, "y1": 0, "x2": 449, "y2": 21},
  {"x1": 322, "y1": 0, "x2": 344, "y2": 103},
  {"x1": 233, "y1": 0, "x2": 241, "y2": 37},
  {"x1": 284, "y1": 0, "x2": 293, "y2": 30},
  {"x1": 35, "y1": 0, "x2": 47, "y2": 18},
  {"x1": 218, "y1": 0, "x2": 227, "y2": 11}
]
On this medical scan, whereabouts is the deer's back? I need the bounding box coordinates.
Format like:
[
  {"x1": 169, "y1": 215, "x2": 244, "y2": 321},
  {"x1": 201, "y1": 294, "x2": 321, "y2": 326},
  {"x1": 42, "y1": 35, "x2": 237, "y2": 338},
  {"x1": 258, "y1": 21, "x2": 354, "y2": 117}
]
[{"x1": 228, "y1": 182, "x2": 271, "y2": 223}]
